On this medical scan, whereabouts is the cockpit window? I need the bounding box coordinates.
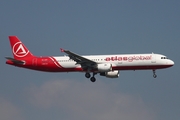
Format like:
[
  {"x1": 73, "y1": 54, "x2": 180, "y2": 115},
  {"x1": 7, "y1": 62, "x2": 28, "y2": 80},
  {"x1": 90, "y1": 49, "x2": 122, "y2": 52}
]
[{"x1": 161, "y1": 57, "x2": 168, "y2": 59}]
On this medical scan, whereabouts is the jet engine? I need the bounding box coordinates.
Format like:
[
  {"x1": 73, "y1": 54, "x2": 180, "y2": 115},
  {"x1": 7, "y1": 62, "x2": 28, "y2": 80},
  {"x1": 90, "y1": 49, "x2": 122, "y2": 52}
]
[
  {"x1": 97, "y1": 63, "x2": 112, "y2": 72},
  {"x1": 100, "y1": 70, "x2": 119, "y2": 78}
]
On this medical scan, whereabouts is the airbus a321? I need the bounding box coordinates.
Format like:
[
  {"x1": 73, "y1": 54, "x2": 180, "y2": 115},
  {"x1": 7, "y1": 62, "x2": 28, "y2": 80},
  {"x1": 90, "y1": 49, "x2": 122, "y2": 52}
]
[{"x1": 6, "y1": 36, "x2": 174, "y2": 82}]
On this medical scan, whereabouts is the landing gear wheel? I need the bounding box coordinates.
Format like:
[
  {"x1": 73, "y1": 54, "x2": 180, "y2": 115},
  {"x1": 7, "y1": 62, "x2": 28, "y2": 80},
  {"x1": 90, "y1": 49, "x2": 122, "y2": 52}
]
[
  {"x1": 153, "y1": 74, "x2": 157, "y2": 78},
  {"x1": 85, "y1": 73, "x2": 91, "y2": 78},
  {"x1": 90, "y1": 77, "x2": 96, "y2": 82},
  {"x1": 152, "y1": 70, "x2": 157, "y2": 78}
]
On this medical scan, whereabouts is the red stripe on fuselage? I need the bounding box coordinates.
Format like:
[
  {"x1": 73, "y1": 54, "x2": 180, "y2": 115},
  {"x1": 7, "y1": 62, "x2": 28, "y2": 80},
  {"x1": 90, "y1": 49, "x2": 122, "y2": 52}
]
[
  {"x1": 49, "y1": 57, "x2": 63, "y2": 68},
  {"x1": 6, "y1": 56, "x2": 173, "y2": 73},
  {"x1": 112, "y1": 65, "x2": 173, "y2": 71},
  {"x1": 32, "y1": 64, "x2": 173, "y2": 72}
]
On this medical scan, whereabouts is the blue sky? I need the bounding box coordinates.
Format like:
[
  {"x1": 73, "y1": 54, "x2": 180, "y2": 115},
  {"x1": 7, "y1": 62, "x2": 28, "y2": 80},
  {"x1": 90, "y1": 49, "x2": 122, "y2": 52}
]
[{"x1": 0, "y1": 0, "x2": 180, "y2": 120}]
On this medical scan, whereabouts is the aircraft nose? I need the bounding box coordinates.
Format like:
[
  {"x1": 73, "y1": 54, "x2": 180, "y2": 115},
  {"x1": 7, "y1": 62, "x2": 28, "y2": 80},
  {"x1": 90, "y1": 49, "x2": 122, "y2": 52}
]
[{"x1": 169, "y1": 60, "x2": 174, "y2": 66}]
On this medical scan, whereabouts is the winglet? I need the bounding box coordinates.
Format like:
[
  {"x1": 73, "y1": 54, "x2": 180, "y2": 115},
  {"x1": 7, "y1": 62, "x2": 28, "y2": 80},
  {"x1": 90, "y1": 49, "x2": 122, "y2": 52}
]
[{"x1": 60, "y1": 48, "x2": 65, "y2": 52}]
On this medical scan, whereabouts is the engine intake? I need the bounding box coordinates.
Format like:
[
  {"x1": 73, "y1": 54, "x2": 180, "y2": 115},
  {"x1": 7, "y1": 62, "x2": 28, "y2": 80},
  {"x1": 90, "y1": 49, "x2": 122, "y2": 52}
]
[{"x1": 100, "y1": 70, "x2": 119, "y2": 78}]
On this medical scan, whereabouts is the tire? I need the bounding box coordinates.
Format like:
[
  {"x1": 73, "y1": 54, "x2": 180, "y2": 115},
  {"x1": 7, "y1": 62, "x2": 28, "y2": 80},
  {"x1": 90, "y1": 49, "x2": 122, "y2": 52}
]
[
  {"x1": 153, "y1": 74, "x2": 157, "y2": 78},
  {"x1": 85, "y1": 73, "x2": 91, "y2": 78},
  {"x1": 90, "y1": 77, "x2": 96, "y2": 82}
]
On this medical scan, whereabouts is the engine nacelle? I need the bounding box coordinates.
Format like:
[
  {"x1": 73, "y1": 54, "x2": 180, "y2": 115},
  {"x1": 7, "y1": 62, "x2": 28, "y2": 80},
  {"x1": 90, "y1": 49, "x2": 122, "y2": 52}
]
[
  {"x1": 100, "y1": 70, "x2": 119, "y2": 78},
  {"x1": 97, "y1": 63, "x2": 112, "y2": 72}
]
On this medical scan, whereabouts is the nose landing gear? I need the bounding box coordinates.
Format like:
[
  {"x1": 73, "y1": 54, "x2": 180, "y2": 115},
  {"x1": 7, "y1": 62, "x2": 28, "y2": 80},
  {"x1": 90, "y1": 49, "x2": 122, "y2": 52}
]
[{"x1": 153, "y1": 70, "x2": 157, "y2": 78}]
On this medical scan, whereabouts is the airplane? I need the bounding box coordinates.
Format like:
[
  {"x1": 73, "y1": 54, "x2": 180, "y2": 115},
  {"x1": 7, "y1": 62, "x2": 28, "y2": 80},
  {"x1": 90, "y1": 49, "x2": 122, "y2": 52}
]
[{"x1": 5, "y1": 36, "x2": 174, "y2": 82}]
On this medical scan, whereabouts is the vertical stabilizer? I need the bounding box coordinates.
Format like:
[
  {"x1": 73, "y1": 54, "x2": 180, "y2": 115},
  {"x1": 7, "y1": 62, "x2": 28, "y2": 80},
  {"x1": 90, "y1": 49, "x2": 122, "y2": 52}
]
[{"x1": 9, "y1": 36, "x2": 34, "y2": 59}]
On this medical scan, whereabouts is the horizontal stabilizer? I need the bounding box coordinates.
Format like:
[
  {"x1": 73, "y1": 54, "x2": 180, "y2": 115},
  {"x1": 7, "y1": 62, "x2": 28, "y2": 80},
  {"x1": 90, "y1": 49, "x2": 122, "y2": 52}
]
[{"x1": 5, "y1": 57, "x2": 25, "y2": 64}]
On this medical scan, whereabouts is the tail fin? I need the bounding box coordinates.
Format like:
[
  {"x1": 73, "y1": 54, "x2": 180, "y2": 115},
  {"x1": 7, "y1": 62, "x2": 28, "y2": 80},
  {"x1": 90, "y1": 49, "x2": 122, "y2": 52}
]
[{"x1": 9, "y1": 36, "x2": 34, "y2": 59}]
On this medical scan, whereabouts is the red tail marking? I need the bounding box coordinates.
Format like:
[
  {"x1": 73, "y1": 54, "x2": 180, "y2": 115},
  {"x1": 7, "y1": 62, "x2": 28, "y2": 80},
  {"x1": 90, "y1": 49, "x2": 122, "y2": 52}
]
[{"x1": 9, "y1": 36, "x2": 34, "y2": 59}]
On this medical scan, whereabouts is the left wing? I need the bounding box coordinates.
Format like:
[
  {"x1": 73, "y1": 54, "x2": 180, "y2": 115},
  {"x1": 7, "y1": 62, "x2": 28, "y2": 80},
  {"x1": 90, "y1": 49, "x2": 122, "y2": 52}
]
[{"x1": 60, "y1": 48, "x2": 97, "y2": 68}]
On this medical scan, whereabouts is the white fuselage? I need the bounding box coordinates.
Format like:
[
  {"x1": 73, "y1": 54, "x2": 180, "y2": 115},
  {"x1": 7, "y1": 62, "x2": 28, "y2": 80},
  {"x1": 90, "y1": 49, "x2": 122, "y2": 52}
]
[
  {"x1": 52, "y1": 53, "x2": 174, "y2": 70},
  {"x1": 6, "y1": 36, "x2": 175, "y2": 82}
]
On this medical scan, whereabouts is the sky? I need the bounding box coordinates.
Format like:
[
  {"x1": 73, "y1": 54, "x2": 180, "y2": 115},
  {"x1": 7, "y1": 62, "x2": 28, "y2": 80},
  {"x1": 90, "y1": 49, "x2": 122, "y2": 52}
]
[{"x1": 0, "y1": 0, "x2": 180, "y2": 120}]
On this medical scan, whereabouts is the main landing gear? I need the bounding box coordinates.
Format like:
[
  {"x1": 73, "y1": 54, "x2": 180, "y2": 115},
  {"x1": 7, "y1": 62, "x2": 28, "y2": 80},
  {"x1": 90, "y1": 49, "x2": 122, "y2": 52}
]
[
  {"x1": 85, "y1": 72, "x2": 97, "y2": 82},
  {"x1": 153, "y1": 70, "x2": 157, "y2": 78}
]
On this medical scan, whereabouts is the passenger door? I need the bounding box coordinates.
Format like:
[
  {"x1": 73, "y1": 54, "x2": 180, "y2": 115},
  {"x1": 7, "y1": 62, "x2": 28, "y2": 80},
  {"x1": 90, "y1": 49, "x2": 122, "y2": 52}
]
[{"x1": 151, "y1": 54, "x2": 156, "y2": 63}]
